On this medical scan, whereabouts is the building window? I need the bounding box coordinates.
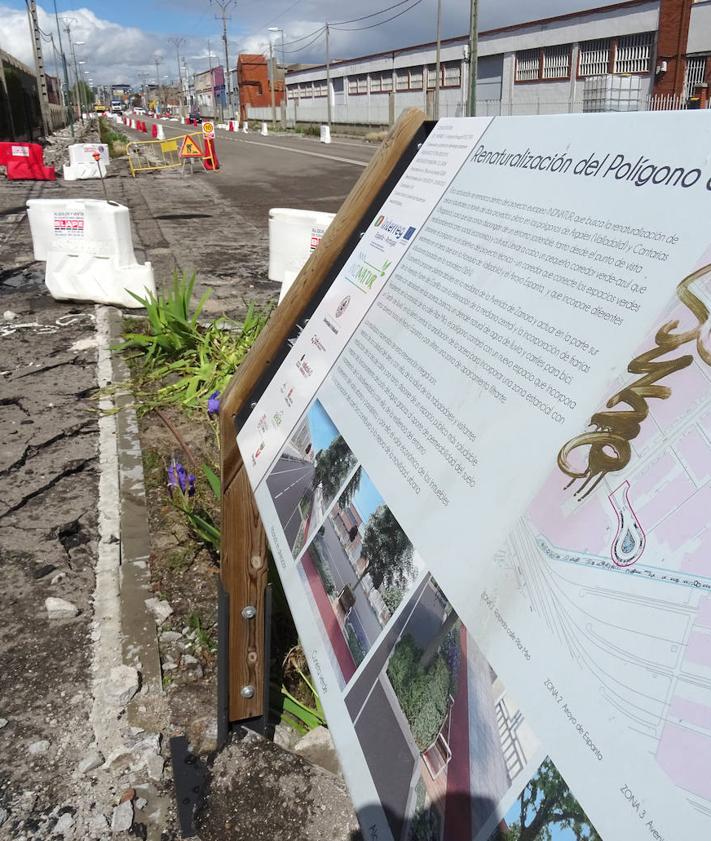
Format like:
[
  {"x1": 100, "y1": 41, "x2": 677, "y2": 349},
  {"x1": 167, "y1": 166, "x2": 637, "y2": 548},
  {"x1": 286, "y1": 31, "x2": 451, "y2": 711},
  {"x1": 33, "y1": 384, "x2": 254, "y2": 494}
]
[
  {"x1": 348, "y1": 74, "x2": 367, "y2": 95},
  {"x1": 579, "y1": 39, "x2": 611, "y2": 77},
  {"x1": 396, "y1": 69, "x2": 409, "y2": 91},
  {"x1": 614, "y1": 33, "x2": 654, "y2": 74},
  {"x1": 426, "y1": 64, "x2": 439, "y2": 89},
  {"x1": 409, "y1": 67, "x2": 422, "y2": 89},
  {"x1": 515, "y1": 49, "x2": 540, "y2": 82},
  {"x1": 542, "y1": 45, "x2": 571, "y2": 79},
  {"x1": 443, "y1": 61, "x2": 461, "y2": 87},
  {"x1": 369, "y1": 72, "x2": 393, "y2": 93},
  {"x1": 685, "y1": 56, "x2": 707, "y2": 98},
  {"x1": 314, "y1": 80, "x2": 327, "y2": 97}
]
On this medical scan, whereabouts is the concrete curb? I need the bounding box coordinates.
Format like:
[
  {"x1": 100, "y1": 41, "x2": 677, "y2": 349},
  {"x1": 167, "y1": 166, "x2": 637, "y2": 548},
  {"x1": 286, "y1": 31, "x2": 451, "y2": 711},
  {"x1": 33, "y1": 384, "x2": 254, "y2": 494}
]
[{"x1": 105, "y1": 307, "x2": 164, "y2": 706}]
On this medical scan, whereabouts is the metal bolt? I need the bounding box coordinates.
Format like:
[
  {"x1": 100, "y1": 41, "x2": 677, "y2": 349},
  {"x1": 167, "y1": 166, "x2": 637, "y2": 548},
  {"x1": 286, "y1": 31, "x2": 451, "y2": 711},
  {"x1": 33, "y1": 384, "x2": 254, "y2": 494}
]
[
  {"x1": 240, "y1": 684, "x2": 255, "y2": 699},
  {"x1": 241, "y1": 605, "x2": 257, "y2": 620}
]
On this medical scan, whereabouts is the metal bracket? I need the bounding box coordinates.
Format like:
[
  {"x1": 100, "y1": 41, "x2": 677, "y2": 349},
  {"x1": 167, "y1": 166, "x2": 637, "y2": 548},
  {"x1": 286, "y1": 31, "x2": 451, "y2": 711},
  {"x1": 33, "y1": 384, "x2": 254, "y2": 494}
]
[{"x1": 169, "y1": 735, "x2": 208, "y2": 838}]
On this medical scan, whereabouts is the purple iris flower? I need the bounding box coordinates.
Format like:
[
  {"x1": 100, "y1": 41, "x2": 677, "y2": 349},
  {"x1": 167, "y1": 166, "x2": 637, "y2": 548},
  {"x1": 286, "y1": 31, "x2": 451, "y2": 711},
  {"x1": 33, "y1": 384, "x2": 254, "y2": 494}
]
[
  {"x1": 207, "y1": 390, "x2": 221, "y2": 417},
  {"x1": 168, "y1": 460, "x2": 196, "y2": 497}
]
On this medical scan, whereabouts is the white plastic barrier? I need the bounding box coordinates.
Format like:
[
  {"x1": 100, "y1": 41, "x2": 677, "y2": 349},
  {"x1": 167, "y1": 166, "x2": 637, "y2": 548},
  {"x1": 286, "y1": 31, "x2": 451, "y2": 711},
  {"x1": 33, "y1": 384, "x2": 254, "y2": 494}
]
[
  {"x1": 268, "y1": 208, "x2": 335, "y2": 301},
  {"x1": 155, "y1": 124, "x2": 165, "y2": 140},
  {"x1": 63, "y1": 143, "x2": 110, "y2": 180},
  {"x1": 320, "y1": 124, "x2": 331, "y2": 144},
  {"x1": 63, "y1": 161, "x2": 109, "y2": 181},
  {"x1": 242, "y1": 121, "x2": 249, "y2": 133},
  {"x1": 26, "y1": 198, "x2": 155, "y2": 308},
  {"x1": 260, "y1": 122, "x2": 268, "y2": 136}
]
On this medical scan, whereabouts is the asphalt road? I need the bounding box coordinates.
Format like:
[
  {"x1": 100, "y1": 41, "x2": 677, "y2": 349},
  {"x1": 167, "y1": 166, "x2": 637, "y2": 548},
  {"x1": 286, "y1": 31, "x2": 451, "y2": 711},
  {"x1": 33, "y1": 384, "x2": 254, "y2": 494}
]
[
  {"x1": 265, "y1": 454, "x2": 315, "y2": 551},
  {"x1": 129, "y1": 117, "x2": 377, "y2": 233},
  {"x1": 317, "y1": 516, "x2": 383, "y2": 646}
]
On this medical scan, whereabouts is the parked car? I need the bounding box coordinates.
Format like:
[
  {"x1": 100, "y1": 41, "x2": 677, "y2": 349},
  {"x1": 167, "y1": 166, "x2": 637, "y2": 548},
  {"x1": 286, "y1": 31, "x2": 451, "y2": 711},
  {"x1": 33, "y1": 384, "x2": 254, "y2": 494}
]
[{"x1": 188, "y1": 112, "x2": 203, "y2": 124}]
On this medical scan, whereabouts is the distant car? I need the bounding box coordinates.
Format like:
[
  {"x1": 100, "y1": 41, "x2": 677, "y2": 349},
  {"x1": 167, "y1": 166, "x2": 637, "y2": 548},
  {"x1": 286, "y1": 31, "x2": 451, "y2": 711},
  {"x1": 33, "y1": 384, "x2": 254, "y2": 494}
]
[
  {"x1": 188, "y1": 112, "x2": 203, "y2": 124},
  {"x1": 134, "y1": 107, "x2": 146, "y2": 115}
]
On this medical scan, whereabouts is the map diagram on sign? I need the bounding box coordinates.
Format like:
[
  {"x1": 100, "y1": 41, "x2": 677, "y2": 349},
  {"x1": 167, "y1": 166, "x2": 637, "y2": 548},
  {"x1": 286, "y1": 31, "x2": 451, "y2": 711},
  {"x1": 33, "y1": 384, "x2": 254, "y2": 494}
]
[{"x1": 498, "y1": 253, "x2": 711, "y2": 821}]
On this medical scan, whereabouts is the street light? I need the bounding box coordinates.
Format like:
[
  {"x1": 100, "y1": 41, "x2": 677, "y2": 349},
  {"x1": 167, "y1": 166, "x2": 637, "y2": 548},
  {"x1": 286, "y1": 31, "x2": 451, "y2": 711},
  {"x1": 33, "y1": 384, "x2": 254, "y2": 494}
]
[{"x1": 268, "y1": 26, "x2": 287, "y2": 128}]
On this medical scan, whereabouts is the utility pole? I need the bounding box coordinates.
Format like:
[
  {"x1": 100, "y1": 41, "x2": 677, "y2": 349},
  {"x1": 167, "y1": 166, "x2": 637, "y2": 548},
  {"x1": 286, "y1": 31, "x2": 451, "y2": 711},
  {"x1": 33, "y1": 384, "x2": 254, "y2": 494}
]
[
  {"x1": 434, "y1": 0, "x2": 442, "y2": 120},
  {"x1": 268, "y1": 26, "x2": 286, "y2": 129},
  {"x1": 211, "y1": 0, "x2": 235, "y2": 118},
  {"x1": 154, "y1": 54, "x2": 162, "y2": 111},
  {"x1": 0, "y1": 54, "x2": 16, "y2": 138},
  {"x1": 325, "y1": 23, "x2": 331, "y2": 129},
  {"x1": 467, "y1": 0, "x2": 478, "y2": 116},
  {"x1": 26, "y1": 0, "x2": 51, "y2": 136},
  {"x1": 64, "y1": 22, "x2": 83, "y2": 124},
  {"x1": 169, "y1": 37, "x2": 185, "y2": 114},
  {"x1": 53, "y1": 0, "x2": 73, "y2": 135},
  {"x1": 268, "y1": 39, "x2": 276, "y2": 127}
]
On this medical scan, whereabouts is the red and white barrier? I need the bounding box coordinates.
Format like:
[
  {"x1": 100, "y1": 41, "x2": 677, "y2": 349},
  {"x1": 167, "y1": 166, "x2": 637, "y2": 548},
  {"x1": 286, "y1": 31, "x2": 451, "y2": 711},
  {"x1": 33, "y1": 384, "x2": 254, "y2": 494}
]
[
  {"x1": 268, "y1": 208, "x2": 335, "y2": 300},
  {"x1": 228, "y1": 119, "x2": 236, "y2": 131},
  {"x1": 63, "y1": 143, "x2": 110, "y2": 181}
]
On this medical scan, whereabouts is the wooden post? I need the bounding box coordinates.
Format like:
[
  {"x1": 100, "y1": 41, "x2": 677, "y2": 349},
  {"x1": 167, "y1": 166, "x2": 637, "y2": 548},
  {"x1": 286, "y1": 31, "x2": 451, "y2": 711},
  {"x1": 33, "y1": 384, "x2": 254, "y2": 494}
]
[{"x1": 219, "y1": 107, "x2": 427, "y2": 723}]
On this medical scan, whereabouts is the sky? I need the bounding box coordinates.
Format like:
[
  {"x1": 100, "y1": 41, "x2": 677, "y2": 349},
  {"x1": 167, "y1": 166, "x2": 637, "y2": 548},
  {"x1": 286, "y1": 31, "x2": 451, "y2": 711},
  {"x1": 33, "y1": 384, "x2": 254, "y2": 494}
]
[
  {"x1": 0, "y1": 0, "x2": 604, "y2": 86},
  {"x1": 307, "y1": 399, "x2": 340, "y2": 452},
  {"x1": 352, "y1": 469, "x2": 384, "y2": 525}
]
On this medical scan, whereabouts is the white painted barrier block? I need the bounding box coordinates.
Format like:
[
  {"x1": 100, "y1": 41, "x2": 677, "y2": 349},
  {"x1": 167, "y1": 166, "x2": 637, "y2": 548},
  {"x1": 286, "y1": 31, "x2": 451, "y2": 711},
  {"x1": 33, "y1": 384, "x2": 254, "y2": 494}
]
[
  {"x1": 242, "y1": 121, "x2": 249, "y2": 133},
  {"x1": 68, "y1": 143, "x2": 110, "y2": 166},
  {"x1": 44, "y1": 253, "x2": 154, "y2": 309},
  {"x1": 320, "y1": 124, "x2": 331, "y2": 144},
  {"x1": 260, "y1": 122, "x2": 268, "y2": 136},
  {"x1": 268, "y1": 208, "x2": 335, "y2": 299},
  {"x1": 62, "y1": 161, "x2": 109, "y2": 181},
  {"x1": 155, "y1": 124, "x2": 165, "y2": 140},
  {"x1": 26, "y1": 198, "x2": 155, "y2": 307}
]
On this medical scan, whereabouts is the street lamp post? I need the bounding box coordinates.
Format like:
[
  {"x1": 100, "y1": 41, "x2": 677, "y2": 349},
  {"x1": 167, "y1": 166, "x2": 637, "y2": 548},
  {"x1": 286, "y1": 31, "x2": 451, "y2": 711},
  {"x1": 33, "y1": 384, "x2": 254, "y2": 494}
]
[
  {"x1": 467, "y1": 0, "x2": 478, "y2": 116},
  {"x1": 268, "y1": 26, "x2": 286, "y2": 129},
  {"x1": 267, "y1": 38, "x2": 276, "y2": 128}
]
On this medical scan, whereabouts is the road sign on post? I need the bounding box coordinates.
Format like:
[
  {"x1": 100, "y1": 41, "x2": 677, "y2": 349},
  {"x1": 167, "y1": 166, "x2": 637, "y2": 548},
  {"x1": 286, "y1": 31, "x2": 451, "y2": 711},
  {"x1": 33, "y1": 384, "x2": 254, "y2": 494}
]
[
  {"x1": 179, "y1": 134, "x2": 204, "y2": 158},
  {"x1": 202, "y1": 120, "x2": 215, "y2": 140},
  {"x1": 223, "y1": 107, "x2": 711, "y2": 841}
]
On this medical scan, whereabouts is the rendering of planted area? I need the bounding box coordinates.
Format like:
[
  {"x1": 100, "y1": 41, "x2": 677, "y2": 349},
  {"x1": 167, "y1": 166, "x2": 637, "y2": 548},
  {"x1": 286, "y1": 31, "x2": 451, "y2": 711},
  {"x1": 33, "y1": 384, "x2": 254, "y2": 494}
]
[{"x1": 345, "y1": 576, "x2": 539, "y2": 841}]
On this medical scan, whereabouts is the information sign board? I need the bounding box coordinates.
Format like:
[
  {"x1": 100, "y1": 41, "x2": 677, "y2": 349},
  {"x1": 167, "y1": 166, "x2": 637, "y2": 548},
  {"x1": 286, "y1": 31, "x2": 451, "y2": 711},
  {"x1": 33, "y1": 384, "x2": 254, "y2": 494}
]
[{"x1": 238, "y1": 113, "x2": 711, "y2": 841}]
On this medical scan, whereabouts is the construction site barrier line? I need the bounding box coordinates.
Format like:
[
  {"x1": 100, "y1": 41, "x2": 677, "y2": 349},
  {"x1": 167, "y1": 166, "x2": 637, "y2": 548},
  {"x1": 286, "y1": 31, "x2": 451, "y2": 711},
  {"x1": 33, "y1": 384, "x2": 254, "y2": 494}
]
[{"x1": 126, "y1": 132, "x2": 205, "y2": 177}]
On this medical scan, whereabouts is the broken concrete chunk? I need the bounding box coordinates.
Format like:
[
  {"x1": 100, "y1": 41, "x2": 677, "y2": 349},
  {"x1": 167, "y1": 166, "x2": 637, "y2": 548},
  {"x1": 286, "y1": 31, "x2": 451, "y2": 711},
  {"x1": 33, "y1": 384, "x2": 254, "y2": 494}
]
[
  {"x1": 159, "y1": 630, "x2": 182, "y2": 644},
  {"x1": 28, "y1": 740, "x2": 50, "y2": 755},
  {"x1": 293, "y1": 726, "x2": 342, "y2": 776},
  {"x1": 45, "y1": 597, "x2": 79, "y2": 619},
  {"x1": 54, "y1": 812, "x2": 74, "y2": 834},
  {"x1": 144, "y1": 751, "x2": 164, "y2": 782},
  {"x1": 107, "y1": 665, "x2": 140, "y2": 706},
  {"x1": 77, "y1": 750, "x2": 104, "y2": 775},
  {"x1": 144, "y1": 598, "x2": 173, "y2": 626},
  {"x1": 111, "y1": 799, "x2": 133, "y2": 833}
]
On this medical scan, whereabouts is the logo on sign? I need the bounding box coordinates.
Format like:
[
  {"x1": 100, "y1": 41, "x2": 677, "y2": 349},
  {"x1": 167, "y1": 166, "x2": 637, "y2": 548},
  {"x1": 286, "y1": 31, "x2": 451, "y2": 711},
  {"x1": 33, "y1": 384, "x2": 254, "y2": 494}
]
[
  {"x1": 373, "y1": 214, "x2": 415, "y2": 241},
  {"x1": 202, "y1": 121, "x2": 215, "y2": 139},
  {"x1": 11, "y1": 146, "x2": 30, "y2": 157},
  {"x1": 53, "y1": 211, "x2": 85, "y2": 236},
  {"x1": 335, "y1": 296, "x2": 350, "y2": 318}
]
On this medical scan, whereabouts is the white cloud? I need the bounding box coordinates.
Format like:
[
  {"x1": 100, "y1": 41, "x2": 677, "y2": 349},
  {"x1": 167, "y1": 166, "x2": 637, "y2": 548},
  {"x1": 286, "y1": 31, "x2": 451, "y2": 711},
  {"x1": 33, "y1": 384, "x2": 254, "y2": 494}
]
[{"x1": 0, "y1": 1, "x2": 602, "y2": 87}]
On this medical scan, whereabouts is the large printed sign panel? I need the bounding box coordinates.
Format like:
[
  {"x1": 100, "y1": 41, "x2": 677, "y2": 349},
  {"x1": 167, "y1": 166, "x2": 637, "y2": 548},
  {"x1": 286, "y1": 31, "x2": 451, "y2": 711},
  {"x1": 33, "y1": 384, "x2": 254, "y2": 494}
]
[{"x1": 239, "y1": 112, "x2": 711, "y2": 841}]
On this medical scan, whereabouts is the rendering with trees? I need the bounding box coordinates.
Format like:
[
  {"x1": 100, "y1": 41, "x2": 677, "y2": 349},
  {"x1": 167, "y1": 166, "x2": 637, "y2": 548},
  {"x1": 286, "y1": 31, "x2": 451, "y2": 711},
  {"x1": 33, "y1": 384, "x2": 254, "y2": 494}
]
[
  {"x1": 299, "y1": 465, "x2": 421, "y2": 683},
  {"x1": 494, "y1": 758, "x2": 601, "y2": 841}
]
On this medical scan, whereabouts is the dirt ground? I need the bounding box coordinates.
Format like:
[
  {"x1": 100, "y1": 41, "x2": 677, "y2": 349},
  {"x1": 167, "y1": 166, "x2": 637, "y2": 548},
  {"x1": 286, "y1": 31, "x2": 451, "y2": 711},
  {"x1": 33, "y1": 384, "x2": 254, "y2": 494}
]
[{"x1": 0, "y1": 119, "x2": 360, "y2": 839}]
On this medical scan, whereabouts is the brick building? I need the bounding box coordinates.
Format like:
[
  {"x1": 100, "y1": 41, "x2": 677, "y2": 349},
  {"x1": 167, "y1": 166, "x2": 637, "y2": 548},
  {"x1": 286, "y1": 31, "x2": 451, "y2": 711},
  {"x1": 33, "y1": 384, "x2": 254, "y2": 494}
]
[{"x1": 235, "y1": 54, "x2": 284, "y2": 121}]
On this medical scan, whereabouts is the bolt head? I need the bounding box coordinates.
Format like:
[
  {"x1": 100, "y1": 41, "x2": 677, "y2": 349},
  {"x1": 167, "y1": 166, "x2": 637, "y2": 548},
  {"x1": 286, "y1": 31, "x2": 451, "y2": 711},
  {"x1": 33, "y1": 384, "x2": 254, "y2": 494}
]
[
  {"x1": 240, "y1": 685, "x2": 255, "y2": 699},
  {"x1": 241, "y1": 605, "x2": 257, "y2": 620}
]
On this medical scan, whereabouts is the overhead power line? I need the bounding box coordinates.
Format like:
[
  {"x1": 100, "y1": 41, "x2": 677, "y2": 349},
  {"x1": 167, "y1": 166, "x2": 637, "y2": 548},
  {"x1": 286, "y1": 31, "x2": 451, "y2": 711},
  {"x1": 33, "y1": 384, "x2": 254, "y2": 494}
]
[
  {"x1": 280, "y1": 24, "x2": 326, "y2": 49},
  {"x1": 333, "y1": 0, "x2": 415, "y2": 27},
  {"x1": 281, "y1": 27, "x2": 325, "y2": 55},
  {"x1": 332, "y1": 0, "x2": 425, "y2": 32}
]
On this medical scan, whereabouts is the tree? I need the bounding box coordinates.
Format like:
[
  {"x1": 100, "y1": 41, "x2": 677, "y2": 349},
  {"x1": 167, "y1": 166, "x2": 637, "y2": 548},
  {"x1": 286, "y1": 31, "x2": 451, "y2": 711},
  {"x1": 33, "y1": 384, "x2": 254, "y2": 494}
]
[
  {"x1": 502, "y1": 758, "x2": 602, "y2": 841},
  {"x1": 338, "y1": 465, "x2": 362, "y2": 509},
  {"x1": 311, "y1": 435, "x2": 356, "y2": 503},
  {"x1": 72, "y1": 80, "x2": 95, "y2": 108},
  {"x1": 358, "y1": 505, "x2": 414, "y2": 590}
]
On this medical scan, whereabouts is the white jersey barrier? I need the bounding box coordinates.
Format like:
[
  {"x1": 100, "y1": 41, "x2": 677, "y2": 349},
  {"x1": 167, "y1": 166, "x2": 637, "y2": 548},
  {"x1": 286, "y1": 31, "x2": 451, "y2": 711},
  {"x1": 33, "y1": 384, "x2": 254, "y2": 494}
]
[
  {"x1": 260, "y1": 122, "x2": 268, "y2": 136},
  {"x1": 319, "y1": 124, "x2": 331, "y2": 144},
  {"x1": 26, "y1": 198, "x2": 155, "y2": 308},
  {"x1": 268, "y1": 208, "x2": 335, "y2": 301},
  {"x1": 63, "y1": 143, "x2": 110, "y2": 181},
  {"x1": 242, "y1": 121, "x2": 249, "y2": 133}
]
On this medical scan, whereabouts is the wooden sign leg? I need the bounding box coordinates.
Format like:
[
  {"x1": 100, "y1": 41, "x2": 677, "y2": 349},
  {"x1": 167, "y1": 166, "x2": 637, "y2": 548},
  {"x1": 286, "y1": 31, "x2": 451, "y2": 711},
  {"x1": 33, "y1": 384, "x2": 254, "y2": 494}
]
[{"x1": 218, "y1": 107, "x2": 428, "y2": 729}]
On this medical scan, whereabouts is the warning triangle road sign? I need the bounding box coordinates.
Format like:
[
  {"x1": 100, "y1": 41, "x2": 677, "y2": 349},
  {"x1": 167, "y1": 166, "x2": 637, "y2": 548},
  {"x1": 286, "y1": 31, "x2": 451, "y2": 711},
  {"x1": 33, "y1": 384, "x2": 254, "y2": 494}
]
[{"x1": 179, "y1": 135, "x2": 204, "y2": 158}]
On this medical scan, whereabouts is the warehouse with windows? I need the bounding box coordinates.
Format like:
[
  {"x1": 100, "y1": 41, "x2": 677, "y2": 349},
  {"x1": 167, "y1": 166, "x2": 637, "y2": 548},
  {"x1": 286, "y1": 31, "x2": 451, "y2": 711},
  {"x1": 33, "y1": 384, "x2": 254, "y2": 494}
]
[{"x1": 243, "y1": 0, "x2": 711, "y2": 125}]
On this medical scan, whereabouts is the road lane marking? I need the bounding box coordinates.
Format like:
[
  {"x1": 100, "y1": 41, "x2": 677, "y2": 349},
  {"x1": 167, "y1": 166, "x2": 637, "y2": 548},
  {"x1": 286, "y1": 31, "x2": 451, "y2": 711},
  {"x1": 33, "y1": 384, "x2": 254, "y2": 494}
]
[
  {"x1": 226, "y1": 136, "x2": 368, "y2": 168},
  {"x1": 273, "y1": 474, "x2": 310, "y2": 499}
]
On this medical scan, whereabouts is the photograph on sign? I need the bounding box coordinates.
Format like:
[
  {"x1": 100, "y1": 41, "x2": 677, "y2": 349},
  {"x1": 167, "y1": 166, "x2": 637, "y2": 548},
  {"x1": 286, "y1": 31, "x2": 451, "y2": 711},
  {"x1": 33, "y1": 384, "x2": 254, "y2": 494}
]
[
  {"x1": 488, "y1": 757, "x2": 600, "y2": 841},
  {"x1": 296, "y1": 461, "x2": 424, "y2": 686},
  {"x1": 238, "y1": 112, "x2": 711, "y2": 841},
  {"x1": 344, "y1": 573, "x2": 539, "y2": 841}
]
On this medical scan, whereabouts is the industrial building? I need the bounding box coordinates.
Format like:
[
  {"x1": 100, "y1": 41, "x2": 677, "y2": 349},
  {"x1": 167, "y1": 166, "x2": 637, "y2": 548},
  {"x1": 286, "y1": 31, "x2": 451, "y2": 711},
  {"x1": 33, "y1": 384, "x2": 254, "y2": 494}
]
[{"x1": 243, "y1": 0, "x2": 711, "y2": 126}]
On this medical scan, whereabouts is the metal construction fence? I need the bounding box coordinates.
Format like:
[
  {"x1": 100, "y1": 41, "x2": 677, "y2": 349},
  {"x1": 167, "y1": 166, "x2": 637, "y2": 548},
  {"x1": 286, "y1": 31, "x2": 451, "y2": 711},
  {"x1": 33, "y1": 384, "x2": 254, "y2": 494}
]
[{"x1": 126, "y1": 132, "x2": 211, "y2": 177}]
